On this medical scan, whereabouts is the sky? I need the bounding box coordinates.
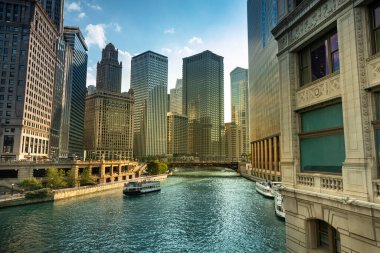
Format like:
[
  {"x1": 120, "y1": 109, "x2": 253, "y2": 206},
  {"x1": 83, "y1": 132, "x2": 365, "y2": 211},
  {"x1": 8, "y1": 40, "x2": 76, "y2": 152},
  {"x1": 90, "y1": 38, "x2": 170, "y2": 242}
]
[{"x1": 63, "y1": 0, "x2": 248, "y2": 122}]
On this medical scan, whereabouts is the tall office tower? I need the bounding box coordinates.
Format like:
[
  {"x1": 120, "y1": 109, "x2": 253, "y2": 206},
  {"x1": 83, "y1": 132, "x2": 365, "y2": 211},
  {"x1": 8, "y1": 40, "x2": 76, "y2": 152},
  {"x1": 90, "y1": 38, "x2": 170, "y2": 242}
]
[
  {"x1": 131, "y1": 51, "x2": 168, "y2": 158},
  {"x1": 39, "y1": 0, "x2": 64, "y2": 33},
  {"x1": 0, "y1": 0, "x2": 58, "y2": 160},
  {"x1": 247, "y1": 0, "x2": 280, "y2": 181},
  {"x1": 230, "y1": 67, "x2": 249, "y2": 157},
  {"x1": 182, "y1": 50, "x2": 224, "y2": 161},
  {"x1": 84, "y1": 90, "x2": 134, "y2": 160},
  {"x1": 167, "y1": 112, "x2": 188, "y2": 156},
  {"x1": 63, "y1": 26, "x2": 88, "y2": 159},
  {"x1": 87, "y1": 85, "x2": 96, "y2": 95},
  {"x1": 169, "y1": 79, "x2": 182, "y2": 113},
  {"x1": 224, "y1": 122, "x2": 241, "y2": 162},
  {"x1": 96, "y1": 43, "x2": 122, "y2": 93}
]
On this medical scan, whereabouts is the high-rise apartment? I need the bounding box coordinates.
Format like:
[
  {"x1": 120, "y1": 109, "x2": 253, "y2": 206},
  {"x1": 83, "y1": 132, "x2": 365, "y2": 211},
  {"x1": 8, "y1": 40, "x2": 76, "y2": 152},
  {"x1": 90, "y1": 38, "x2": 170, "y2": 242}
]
[
  {"x1": 247, "y1": 0, "x2": 280, "y2": 181},
  {"x1": 131, "y1": 51, "x2": 168, "y2": 158},
  {"x1": 270, "y1": 0, "x2": 380, "y2": 251},
  {"x1": 63, "y1": 26, "x2": 88, "y2": 159},
  {"x1": 169, "y1": 79, "x2": 182, "y2": 114},
  {"x1": 167, "y1": 112, "x2": 188, "y2": 156},
  {"x1": 182, "y1": 50, "x2": 224, "y2": 161},
  {"x1": 0, "y1": 0, "x2": 58, "y2": 160},
  {"x1": 230, "y1": 67, "x2": 249, "y2": 157},
  {"x1": 96, "y1": 43, "x2": 122, "y2": 93}
]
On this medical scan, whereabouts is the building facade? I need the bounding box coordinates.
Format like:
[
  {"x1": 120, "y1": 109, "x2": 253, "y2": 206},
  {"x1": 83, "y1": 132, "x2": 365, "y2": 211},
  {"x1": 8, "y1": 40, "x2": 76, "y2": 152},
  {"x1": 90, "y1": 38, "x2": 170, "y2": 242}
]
[
  {"x1": 63, "y1": 26, "x2": 88, "y2": 159},
  {"x1": 271, "y1": 0, "x2": 380, "y2": 252},
  {"x1": 230, "y1": 67, "x2": 249, "y2": 157},
  {"x1": 131, "y1": 51, "x2": 168, "y2": 158},
  {"x1": 224, "y1": 122, "x2": 241, "y2": 162},
  {"x1": 39, "y1": 0, "x2": 63, "y2": 33},
  {"x1": 0, "y1": 0, "x2": 58, "y2": 160},
  {"x1": 96, "y1": 43, "x2": 122, "y2": 93},
  {"x1": 84, "y1": 91, "x2": 134, "y2": 161},
  {"x1": 169, "y1": 79, "x2": 182, "y2": 113},
  {"x1": 182, "y1": 50, "x2": 224, "y2": 161},
  {"x1": 167, "y1": 112, "x2": 188, "y2": 156},
  {"x1": 247, "y1": 0, "x2": 281, "y2": 181}
]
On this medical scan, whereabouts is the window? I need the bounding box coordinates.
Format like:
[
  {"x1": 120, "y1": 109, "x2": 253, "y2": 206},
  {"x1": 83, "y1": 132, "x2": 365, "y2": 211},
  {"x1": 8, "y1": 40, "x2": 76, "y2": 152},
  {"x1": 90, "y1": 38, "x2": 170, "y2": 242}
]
[
  {"x1": 6, "y1": 103, "x2": 11, "y2": 108},
  {"x1": 299, "y1": 103, "x2": 345, "y2": 173},
  {"x1": 3, "y1": 135, "x2": 14, "y2": 153},
  {"x1": 299, "y1": 29, "x2": 339, "y2": 86},
  {"x1": 5, "y1": 111, "x2": 10, "y2": 116},
  {"x1": 308, "y1": 220, "x2": 341, "y2": 253},
  {"x1": 372, "y1": 4, "x2": 380, "y2": 54}
]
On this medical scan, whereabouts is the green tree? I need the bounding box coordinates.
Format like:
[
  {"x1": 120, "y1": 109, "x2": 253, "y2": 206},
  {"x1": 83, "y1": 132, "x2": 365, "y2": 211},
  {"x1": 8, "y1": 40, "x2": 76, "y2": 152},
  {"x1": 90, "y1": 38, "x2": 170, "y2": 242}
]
[
  {"x1": 79, "y1": 168, "x2": 96, "y2": 186},
  {"x1": 66, "y1": 169, "x2": 78, "y2": 188},
  {"x1": 18, "y1": 177, "x2": 43, "y2": 191},
  {"x1": 146, "y1": 160, "x2": 168, "y2": 175},
  {"x1": 45, "y1": 168, "x2": 67, "y2": 189}
]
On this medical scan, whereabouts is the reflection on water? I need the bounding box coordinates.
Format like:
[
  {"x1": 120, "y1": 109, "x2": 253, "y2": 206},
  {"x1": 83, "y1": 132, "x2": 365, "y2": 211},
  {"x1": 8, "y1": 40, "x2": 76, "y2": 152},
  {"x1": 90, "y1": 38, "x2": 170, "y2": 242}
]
[{"x1": 0, "y1": 167, "x2": 285, "y2": 253}]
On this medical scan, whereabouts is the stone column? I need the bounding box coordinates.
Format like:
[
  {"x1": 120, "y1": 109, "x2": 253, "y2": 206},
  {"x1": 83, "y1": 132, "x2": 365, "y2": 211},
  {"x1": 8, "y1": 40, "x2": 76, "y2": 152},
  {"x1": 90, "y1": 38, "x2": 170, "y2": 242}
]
[
  {"x1": 269, "y1": 138, "x2": 273, "y2": 180},
  {"x1": 100, "y1": 163, "x2": 106, "y2": 184},
  {"x1": 264, "y1": 139, "x2": 268, "y2": 179}
]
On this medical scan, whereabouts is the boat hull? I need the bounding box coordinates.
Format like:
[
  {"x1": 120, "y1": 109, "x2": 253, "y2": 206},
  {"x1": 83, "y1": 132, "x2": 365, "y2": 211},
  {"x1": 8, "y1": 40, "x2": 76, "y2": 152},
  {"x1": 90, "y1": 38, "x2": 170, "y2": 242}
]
[
  {"x1": 255, "y1": 182, "x2": 274, "y2": 198},
  {"x1": 123, "y1": 188, "x2": 161, "y2": 195},
  {"x1": 274, "y1": 191, "x2": 285, "y2": 219}
]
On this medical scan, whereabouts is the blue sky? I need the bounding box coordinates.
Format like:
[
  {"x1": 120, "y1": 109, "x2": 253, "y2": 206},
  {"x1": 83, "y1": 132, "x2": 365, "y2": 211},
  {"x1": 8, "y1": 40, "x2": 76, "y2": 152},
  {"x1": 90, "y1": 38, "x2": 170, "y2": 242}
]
[{"x1": 63, "y1": 0, "x2": 248, "y2": 122}]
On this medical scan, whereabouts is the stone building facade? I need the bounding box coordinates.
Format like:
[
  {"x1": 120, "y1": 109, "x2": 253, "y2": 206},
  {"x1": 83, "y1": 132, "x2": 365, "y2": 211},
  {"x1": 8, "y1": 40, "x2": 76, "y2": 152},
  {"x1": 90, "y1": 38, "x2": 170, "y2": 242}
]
[
  {"x1": 271, "y1": 0, "x2": 380, "y2": 252},
  {"x1": 167, "y1": 112, "x2": 188, "y2": 156}
]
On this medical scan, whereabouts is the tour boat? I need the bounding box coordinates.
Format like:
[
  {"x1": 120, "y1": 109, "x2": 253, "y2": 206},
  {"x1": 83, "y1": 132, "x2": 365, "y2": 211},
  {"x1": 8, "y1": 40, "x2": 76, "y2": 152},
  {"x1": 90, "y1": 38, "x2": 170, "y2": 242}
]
[
  {"x1": 123, "y1": 181, "x2": 161, "y2": 195},
  {"x1": 255, "y1": 181, "x2": 274, "y2": 198},
  {"x1": 273, "y1": 190, "x2": 285, "y2": 219}
]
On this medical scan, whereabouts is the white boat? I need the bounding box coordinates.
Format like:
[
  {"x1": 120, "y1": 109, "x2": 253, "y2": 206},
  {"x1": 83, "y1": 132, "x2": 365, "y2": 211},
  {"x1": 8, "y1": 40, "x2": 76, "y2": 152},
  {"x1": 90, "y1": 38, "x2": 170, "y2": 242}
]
[
  {"x1": 274, "y1": 190, "x2": 285, "y2": 219},
  {"x1": 255, "y1": 181, "x2": 274, "y2": 198},
  {"x1": 123, "y1": 181, "x2": 161, "y2": 195}
]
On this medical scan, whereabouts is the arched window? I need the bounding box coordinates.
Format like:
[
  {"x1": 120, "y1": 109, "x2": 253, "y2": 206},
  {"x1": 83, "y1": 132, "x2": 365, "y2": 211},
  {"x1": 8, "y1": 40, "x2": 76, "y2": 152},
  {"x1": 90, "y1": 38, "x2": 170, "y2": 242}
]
[{"x1": 308, "y1": 219, "x2": 341, "y2": 253}]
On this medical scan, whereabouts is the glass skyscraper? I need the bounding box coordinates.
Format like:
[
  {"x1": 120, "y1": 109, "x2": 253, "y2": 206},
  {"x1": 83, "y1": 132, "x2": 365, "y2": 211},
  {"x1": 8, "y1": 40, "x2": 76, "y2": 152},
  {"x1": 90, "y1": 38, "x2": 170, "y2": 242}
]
[
  {"x1": 131, "y1": 51, "x2": 168, "y2": 158},
  {"x1": 63, "y1": 26, "x2": 88, "y2": 159},
  {"x1": 230, "y1": 67, "x2": 249, "y2": 156},
  {"x1": 182, "y1": 50, "x2": 224, "y2": 161}
]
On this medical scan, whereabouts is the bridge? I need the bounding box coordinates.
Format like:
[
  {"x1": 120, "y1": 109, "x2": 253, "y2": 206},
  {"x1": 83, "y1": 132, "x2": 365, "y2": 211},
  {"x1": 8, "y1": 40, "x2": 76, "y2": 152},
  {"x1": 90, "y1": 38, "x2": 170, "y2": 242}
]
[{"x1": 168, "y1": 161, "x2": 240, "y2": 171}]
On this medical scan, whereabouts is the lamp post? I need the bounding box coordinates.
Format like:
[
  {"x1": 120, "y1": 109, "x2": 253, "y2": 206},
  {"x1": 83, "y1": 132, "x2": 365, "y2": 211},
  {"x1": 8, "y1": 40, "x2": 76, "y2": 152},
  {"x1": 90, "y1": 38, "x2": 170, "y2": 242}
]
[{"x1": 11, "y1": 183, "x2": 14, "y2": 196}]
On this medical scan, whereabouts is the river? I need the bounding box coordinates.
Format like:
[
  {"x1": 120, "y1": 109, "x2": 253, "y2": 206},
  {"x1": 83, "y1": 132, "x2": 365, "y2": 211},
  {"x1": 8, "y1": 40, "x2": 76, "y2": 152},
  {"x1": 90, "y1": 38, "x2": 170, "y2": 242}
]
[{"x1": 0, "y1": 168, "x2": 285, "y2": 253}]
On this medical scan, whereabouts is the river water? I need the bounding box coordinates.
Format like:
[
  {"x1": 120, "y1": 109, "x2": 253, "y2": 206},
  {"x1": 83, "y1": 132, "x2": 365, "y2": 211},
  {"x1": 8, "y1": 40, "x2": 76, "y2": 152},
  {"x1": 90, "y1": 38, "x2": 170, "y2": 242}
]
[{"x1": 0, "y1": 168, "x2": 285, "y2": 253}]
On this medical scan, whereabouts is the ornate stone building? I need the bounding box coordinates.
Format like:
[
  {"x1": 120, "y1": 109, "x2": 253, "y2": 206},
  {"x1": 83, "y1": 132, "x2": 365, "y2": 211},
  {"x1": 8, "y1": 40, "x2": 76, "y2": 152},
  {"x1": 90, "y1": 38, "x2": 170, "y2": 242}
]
[{"x1": 271, "y1": 0, "x2": 380, "y2": 252}]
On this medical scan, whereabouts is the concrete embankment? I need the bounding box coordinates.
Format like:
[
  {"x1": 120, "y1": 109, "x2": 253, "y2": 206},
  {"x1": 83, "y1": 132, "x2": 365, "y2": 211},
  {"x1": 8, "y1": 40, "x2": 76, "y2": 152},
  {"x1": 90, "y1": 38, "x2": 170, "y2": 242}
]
[{"x1": 0, "y1": 174, "x2": 168, "y2": 209}]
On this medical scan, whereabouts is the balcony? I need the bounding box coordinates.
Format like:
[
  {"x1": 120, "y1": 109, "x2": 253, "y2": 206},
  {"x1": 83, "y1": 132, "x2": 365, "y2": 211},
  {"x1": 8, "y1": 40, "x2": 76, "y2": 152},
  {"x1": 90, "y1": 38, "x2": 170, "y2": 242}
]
[{"x1": 296, "y1": 173, "x2": 343, "y2": 196}]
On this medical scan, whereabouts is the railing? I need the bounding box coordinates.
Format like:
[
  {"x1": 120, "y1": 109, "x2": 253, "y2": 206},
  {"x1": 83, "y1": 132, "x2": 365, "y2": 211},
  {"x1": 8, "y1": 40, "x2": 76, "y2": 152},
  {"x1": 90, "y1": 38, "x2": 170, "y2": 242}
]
[
  {"x1": 373, "y1": 180, "x2": 380, "y2": 197},
  {"x1": 297, "y1": 173, "x2": 314, "y2": 187},
  {"x1": 296, "y1": 173, "x2": 343, "y2": 193}
]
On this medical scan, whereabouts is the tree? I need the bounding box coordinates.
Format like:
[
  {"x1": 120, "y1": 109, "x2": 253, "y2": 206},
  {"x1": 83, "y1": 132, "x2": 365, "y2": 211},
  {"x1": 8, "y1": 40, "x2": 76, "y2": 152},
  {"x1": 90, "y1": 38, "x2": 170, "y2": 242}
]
[
  {"x1": 79, "y1": 168, "x2": 96, "y2": 186},
  {"x1": 18, "y1": 177, "x2": 43, "y2": 191},
  {"x1": 66, "y1": 169, "x2": 78, "y2": 188},
  {"x1": 45, "y1": 168, "x2": 67, "y2": 189},
  {"x1": 146, "y1": 160, "x2": 168, "y2": 175}
]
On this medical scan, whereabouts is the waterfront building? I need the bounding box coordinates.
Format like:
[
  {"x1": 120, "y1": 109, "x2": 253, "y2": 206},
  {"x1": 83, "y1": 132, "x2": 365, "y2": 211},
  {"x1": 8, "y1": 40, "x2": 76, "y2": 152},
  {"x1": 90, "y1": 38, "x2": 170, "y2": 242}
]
[
  {"x1": 182, "y1": 50, "x2": 224, "y2": 161},
  {"x1": 131, "y1": 51, "x2": 168, "y2": 158},
  {"x1": 39, "y1": 0, "x2": 64, "y2": 33},
  {"x1": 247, "y1": 0, "x2": 281, "y2": 181},
  {"x1": 271, "y1": 0, "x2": 380, "y2": 252},
  {"x1": 96, "y1": 43, "x2": 122, "y2": 93},
  {"x1": 0, "y1": 0, "x2": 58, "y2": 160},
  {"x1": 170, "y1": 79, "x2": 183, "y2": 113},
  {"x1": 167, "y1": 112, "x2": 188, "y2": 156},
  {"x1": 230, "y1": 67, "x2": 249, "y2": 157},
  {"x1": 224, "y1": 122, "x2": 241, "y2": 162},
  {"x1": 63, "y1": 26, "x2": 88, "y2": 159}
]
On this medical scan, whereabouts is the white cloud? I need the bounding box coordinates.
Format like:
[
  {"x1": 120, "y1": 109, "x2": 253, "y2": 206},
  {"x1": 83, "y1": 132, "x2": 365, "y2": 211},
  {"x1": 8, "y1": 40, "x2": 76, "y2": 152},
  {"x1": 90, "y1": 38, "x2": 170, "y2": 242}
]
[
  {"x1": 78, "y1": 12, "x2": 86, "y2": 19},
  {"x1": 67, "y1": 2, "x2": 81, "y2": 12},
  {"x1": 110, "y1": 23, "x2": 121, "y2": 32},
  {"x1": 178, "y1": 46, "x2": 194, "y2": 56},
  {"x1": 86, "y1": 64, "x2": 96, "y2": 87},
  {"x1": 161, "y1": 48, "x2": 172, "y2": 54},
  {"x1": 84, "y1": 24, "x2": 106, "y2": 49},
  {"x1": 118, "y1": 50, "x2": 133, "y2": 91},
  {"x1": 188, "y1": 36, "x2": 203, "y2": 45},
  {"x1": 164, "y1": 27, "x2": 175, "y2": 34},
  {"x1": 87, "y1": 3, "x2": 102, "y2": 10}
]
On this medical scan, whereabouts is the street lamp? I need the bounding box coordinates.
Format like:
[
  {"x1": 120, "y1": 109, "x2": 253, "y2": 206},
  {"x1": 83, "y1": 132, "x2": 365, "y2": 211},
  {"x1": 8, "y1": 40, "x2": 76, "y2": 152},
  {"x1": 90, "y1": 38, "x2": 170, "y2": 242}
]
[{"x1": 11, "y1": 183, "x2": 14, "y2": 196}]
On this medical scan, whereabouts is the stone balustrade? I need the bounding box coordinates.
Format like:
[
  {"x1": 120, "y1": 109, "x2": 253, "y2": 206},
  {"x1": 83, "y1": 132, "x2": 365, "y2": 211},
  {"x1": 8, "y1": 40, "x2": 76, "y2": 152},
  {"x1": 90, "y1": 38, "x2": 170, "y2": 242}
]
[{"x1": 296, "y1": 173, "x2": 343, "y2": 195}]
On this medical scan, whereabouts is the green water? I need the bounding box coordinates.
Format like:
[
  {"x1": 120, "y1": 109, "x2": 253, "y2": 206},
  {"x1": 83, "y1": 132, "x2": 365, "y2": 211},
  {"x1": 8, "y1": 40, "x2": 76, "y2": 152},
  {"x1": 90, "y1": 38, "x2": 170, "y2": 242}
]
[{"x1": 0, "y1": 168, "x2": 285, "y2": 252}]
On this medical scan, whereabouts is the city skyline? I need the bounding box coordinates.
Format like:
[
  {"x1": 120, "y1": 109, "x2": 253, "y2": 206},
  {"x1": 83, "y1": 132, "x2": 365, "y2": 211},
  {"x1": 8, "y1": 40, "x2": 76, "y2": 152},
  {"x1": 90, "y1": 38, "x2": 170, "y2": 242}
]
[{"x1": 63, "y1": 0, "x2": 248, "y2": 122}]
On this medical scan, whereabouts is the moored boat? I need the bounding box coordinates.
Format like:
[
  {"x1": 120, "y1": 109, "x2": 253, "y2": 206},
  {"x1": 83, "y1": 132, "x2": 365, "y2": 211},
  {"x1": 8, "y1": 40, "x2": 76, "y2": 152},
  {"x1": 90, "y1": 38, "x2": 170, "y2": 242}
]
[
  {"x1": 274, "y1": 190, "x2": 285, "y2": 219},
  {"x1": 255, "y1": 181, "x2": 274, "y2": 198},
  {"x1": 123, "y1": 181, "x2": 161, "y2": 195}
]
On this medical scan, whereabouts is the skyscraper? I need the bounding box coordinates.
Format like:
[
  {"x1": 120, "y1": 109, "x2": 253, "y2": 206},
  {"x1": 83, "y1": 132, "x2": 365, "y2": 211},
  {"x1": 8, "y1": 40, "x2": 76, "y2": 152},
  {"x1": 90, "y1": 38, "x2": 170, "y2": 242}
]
[
  {"x1": 224, "y1": 122, "x2": 241, "y2": 162},
  {"x1": 96, "y1": 43, "x2": 122, "y2": 93},
  {"x1": 169, "y1": 79, "x2": 182, "y2": 113},
  {"x1": 39, "y1": 0, "x2": 64, "y2": 33},
  {"x1": 131, "y1": 51, "x2": 168, "y2": 158},
  {"x1": 0, "y1": 0, "x2": 58, "y2": 160},
  {"x1": 63, "y1": 26, "x2": 88, "y2": 158},
  {"x1": 182, "y1": 50, "x2": 224, "y2": 161},
  {"x1": 230, "y1": 67, "x2": 249, "y2": 157},
  {"x1": 167, "y1": 112, "x2": 188, "y2": 156}
]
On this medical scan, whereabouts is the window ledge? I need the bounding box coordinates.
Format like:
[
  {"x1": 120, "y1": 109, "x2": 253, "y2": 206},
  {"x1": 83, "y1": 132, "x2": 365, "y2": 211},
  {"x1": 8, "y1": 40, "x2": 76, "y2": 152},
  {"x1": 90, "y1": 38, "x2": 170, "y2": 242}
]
[{"x1": 297, "y1": 71, "x2": 340, "y2": 92}]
